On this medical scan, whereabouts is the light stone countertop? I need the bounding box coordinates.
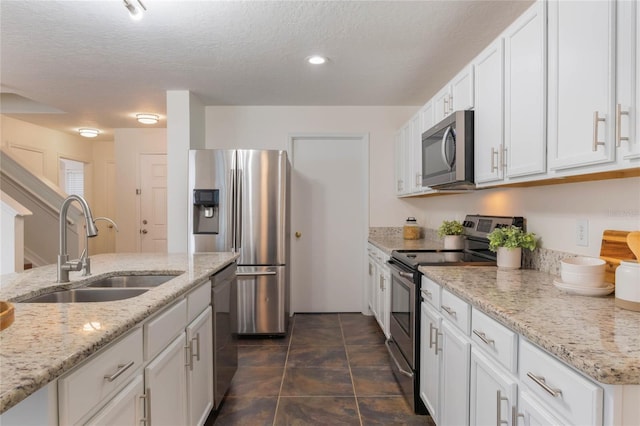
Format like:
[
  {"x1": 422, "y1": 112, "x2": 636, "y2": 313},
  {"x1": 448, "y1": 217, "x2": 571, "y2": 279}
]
[
  {"x1": 0, "y1": 252, "x2": 239, "y2": 414},
  {"x1": 419, "y1": 266, "x2": 640, "y2": 385},
  {"x1": 368, "y1": 235, "x2": 444, "y2": 254}
]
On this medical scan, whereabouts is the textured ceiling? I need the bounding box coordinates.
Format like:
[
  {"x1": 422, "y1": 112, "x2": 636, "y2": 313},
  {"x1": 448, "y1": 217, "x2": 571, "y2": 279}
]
[{"x1": 0, "y1": 0, "x2": 533, "y2": 140}]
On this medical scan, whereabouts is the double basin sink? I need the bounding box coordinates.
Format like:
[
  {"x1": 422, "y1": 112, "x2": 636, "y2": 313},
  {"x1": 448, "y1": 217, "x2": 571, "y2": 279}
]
[{"x1": 22, "y1": 274, "x2": 180, "y2": 303}]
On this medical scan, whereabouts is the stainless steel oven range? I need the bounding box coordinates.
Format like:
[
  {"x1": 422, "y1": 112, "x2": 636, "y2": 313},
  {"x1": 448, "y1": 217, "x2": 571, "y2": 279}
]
[{"x1": 385, "y1": 214, "x2": 524, "y2": 415}]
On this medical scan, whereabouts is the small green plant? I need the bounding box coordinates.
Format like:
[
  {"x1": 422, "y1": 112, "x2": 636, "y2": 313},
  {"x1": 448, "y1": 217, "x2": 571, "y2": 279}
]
[
  {"x1": 437, "y1": 220, "x2": 464, "y2": 238},
  {"x1": 488, "y1": 226, "x2": 537, "y2": 252}
]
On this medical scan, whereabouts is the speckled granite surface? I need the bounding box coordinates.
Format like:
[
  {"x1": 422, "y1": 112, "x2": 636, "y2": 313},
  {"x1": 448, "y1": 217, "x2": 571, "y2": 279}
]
[
  {"x1": 0, "y1": 252, "x2": 238, "y2": 413},
  {"x1": 418, "y1": 266, "x2": 640, "y2": 385},
  {"x1": 368, "y1": 234, "x2": 444, "y2": 254}
]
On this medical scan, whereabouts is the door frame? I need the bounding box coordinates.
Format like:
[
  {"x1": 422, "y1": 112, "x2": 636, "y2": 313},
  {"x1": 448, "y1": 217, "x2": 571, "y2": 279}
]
[{"x1": 287, "y1": 133, "x2": 370, "y2": 314}]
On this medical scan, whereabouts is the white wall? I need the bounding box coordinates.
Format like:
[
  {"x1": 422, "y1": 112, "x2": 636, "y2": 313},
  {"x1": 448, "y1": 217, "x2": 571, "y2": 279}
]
[
  {"x1": 399, "y1": 177, "x2": 640, "y2": 256},
  {"x1": 205, "y1": 105, "x2": 417, "y2": 226},
  {"x1": 114, "y1": 128, "x2": 166, "y2": 252}
]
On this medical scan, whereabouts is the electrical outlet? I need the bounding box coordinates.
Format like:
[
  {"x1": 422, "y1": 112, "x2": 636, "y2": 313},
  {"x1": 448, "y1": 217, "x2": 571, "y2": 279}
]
[{"x1": 576, "y1": 219, "x2": 588, "y2": 247}]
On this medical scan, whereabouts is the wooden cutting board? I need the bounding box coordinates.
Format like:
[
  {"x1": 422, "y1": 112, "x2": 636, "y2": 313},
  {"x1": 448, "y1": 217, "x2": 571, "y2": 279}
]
[{"x1": 600, "y1": 230, "x2": 637, "y2": 284}]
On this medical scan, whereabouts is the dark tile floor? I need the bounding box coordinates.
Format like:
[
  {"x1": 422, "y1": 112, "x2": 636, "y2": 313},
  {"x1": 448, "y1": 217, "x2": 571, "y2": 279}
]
[{"x1": 207, "y1": 313, "x2": 435, "y2": 425}]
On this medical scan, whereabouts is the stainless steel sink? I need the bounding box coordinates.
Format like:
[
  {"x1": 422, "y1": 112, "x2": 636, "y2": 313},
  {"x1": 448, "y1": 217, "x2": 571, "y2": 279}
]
[
  {"x1": 86, "y1": 274, "x2": 177, "y2": 288},
  {"x1": 22, "y1": 288, "x2": 148, "y2": 303}
]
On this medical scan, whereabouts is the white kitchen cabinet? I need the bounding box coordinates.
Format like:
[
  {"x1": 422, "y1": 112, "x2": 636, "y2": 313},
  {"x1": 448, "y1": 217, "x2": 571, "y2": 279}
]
[
  {"x1": 186, "y1": 306, "x2": 214, "y2": 426},
  {"x1": 419, "y1": 300, "x2": 442, "y2": 425},
  {"x1": 440, "y1": 319, "x2": 471, "y2": 426},
  {"x1": 517, "y1": 388, "x2": 567, "y2": 426},
  {"x1": 470, "y1": 347, "x2": 518, "y2": 426},
  {"x1": 474, "y1": 38, "x2": 505, "y2": 185},
  {"x1": 394, "y1": 130, "x2": 406, "y2": 195},
  {"x1": 367, "y1": 243, "x2": 390, "y2": 338},
  {"x1": 409, "y1": 113, "x2": 423, "y2": 194},
  {"x1": 434, "y1": 65, "x2": 475, "y2": 123},
  {"x1": 85, "y1": 373, "x2": 144, "y2": 426},
  {"x1": 367, "y1": 247, "x2": 379, "y2": 319},
  {"x1": 144, "y1": 332, "x2": 189, "y2": 426},
  {"x1": 547, "y1": 0, "x2": 616, "y2": 170}
]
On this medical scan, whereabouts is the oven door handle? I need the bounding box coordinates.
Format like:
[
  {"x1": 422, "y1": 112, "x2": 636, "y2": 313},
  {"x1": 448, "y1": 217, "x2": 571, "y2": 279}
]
[
  {"x1": 398, "y1": 271, "x2": 414, "y2": 280},
  {"x1": 385, "y1": 339, "x2": 413, "y2": 378}
]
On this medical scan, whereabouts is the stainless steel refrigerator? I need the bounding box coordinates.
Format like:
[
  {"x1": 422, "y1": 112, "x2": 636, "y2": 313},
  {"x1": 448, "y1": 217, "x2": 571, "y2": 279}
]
[{"x1": 188, "y1": 149, "x2": 290, "y2": 335}]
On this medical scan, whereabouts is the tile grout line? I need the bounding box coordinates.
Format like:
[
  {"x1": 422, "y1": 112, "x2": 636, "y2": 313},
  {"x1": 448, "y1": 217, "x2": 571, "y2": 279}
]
[
  {"x1": 339, "y1": 314, "x2": 364, "y2": 426},
  {"x1": 271, "y1": 316, "x2": 294, "y2": 426}
]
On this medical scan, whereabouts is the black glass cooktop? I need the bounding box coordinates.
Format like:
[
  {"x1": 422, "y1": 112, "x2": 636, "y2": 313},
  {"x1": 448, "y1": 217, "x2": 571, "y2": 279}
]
[{"x1": 391, "y1": 249, "x2": 496, "y2": 269}]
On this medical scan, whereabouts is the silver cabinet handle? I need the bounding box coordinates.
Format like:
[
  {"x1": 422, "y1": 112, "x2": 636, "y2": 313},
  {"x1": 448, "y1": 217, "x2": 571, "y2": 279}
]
[
  {"x1": 441, "y1": 305, "x2": 457, "y2": 318},
  {"x1": 139, "y1": 388, "x2": 151, "y2": 425},
  {"x1": 499, "y1": 144, "x2": 505, "y2": 171},
  {"x1": 473, "y1": 329, "x2": 495, "y2": 346},
  {"x1": 443, "y1": 96, "x2": 449, "y2": 116},
  {"x1": 421, "y1": 289, "x2": 432, "y2": 300},
  {"x1": 435, "y1": 330, "x2": 443, "y2": 354},
  {"x1": 429, "y1": 323, "x2": 437, "y2": 349},
  {"x1": 592, "y1": 111, "x2": 606, "y2": 151},
  {"x1": 415, "y1": 173, "x2": 422, "y2": 187},
  {"x1": 379, "y1": 274, "x2": 384, "y2": 290},
  {"x1": 496, "y1": 390, "x2": 509, "y2": 426},
  {"x1": 512, "y1": 406, "x2": 524, "y2": 426},
  {"x1": 398, "y1": 271, "x2": 414, "y2": 279},
  {"x1": 491, "y1": 147, "x2": 499, "y2": 173},
  {"x1": 526, "y1": 372, "x2": 563, "y2": 397},
  {"x1": 616, "y1": 104, "x2": 629, "y2": 147},
  {"x1": 185, "y1": 343, "x2": 192, "y2": 369},
  {"x1": 192, "y1": 332, "x2": 201, "y2": 363},
  {"x1": 103, "y1": 361, "x2": 135, "y2": 382}
]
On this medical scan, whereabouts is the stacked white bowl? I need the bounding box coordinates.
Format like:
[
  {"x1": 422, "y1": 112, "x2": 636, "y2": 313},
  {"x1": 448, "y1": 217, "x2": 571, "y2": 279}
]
[{"x1": 560, "y1": 257, "x2": 607, "y2": 287}]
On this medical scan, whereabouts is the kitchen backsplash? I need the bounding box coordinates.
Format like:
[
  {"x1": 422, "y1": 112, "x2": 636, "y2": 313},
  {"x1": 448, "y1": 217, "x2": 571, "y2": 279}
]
[{"x1": 369, "y1": 227, "x2": 573, "y2": 276}]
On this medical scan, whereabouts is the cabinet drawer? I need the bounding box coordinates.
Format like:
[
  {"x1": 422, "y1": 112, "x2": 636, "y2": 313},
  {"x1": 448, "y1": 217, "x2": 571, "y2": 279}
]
[
  {"x1": 145, "y1": 298, "x2": 187, "y2": 361},
  {"x1": 471, "y1": 308, "x2": 518, "y2": 373},
  {"x1": 420, "y1": 275, "x2": 441, "y2": 309},
  {"x1": 187, "y1": 280, "x2": 211, "y2": 323},
  {"x1": 440, "y1": 289, "x2": 470, "y2": 334},
  {"x1": 58, "y1": 328, "x2": 143, "y2": 425},
  {"x1": 519, "y1": 339, "x2": 603, "y2": 425}
]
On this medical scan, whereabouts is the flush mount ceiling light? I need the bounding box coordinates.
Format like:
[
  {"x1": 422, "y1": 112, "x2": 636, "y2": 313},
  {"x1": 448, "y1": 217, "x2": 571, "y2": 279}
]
[
  {"x1": 123, "y1": 0, "x2": 146, "y2": 21},
  {"x1": 136, "y1": 113, "x2": 159, "y2": 124},
  {"x1": 78, "y1": 128, "x2": 99, "y2": 138},
  {"x1": 307, "y1": 55, "x2": 328, "y2": 65}
]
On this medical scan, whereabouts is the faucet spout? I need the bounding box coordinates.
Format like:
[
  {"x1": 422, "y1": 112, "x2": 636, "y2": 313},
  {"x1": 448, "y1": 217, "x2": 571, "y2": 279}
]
[{"x1": 58, "y1": 195, "x2": 99, "y2": 283}]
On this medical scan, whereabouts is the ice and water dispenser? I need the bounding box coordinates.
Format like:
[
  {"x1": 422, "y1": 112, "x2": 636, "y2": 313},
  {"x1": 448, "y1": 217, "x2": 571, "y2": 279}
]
[{"x1": 192, "y1": 189, "x2": 219, "y2": 234}]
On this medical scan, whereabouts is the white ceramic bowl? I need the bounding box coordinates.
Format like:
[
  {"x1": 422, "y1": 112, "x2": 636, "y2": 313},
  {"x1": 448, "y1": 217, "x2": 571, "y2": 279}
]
[{"x1": 560, "y1": 257, "x2": 606, "y2": 287}]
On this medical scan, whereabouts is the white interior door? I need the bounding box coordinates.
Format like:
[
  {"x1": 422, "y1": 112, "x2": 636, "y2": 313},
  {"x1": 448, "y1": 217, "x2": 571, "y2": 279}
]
[
  {"x1": 290, "y1": 134, "x2": 368, "y2": 313},
  {"x1": 139, "y1": 154, "x2": 167, "y2": 252}
]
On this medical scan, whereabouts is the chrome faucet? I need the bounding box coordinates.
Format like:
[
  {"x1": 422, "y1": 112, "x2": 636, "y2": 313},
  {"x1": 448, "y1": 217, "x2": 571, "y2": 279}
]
[
  {"x1": 78, "y1": 216, "x2": 119, "y2": 276},
  {"x1": 58, "y1": 195, "x2": 99, "y2": 283}
]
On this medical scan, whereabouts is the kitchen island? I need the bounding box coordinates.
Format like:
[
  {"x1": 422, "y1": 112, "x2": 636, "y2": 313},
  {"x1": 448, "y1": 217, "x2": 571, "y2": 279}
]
[{"x1": 0, "y1": 252, "x2": 238, "y2": 414}]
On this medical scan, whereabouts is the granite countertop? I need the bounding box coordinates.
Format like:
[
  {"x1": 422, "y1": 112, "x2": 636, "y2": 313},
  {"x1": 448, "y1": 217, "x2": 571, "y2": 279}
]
[
  {"x1": 418, "y1": 266, "x2": 640, "y2": 385},
  {"x1": 0, "y1": 252, "x2": 238, "y2": 414},
  {"x1": 368, "y1": 235, "x2": 444, "y2": 254}
]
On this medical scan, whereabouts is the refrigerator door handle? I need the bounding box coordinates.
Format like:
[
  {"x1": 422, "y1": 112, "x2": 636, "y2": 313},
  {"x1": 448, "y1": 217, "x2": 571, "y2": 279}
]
[
  {"x1": 236, "y1": 169, "x2": 243, "y2": 249},
  {"x1": 230, "y1": 168, "x2": 236, "y2": 250},
  {"x1": 237, "y1": 271, "x2": 277, "y2": 277}
]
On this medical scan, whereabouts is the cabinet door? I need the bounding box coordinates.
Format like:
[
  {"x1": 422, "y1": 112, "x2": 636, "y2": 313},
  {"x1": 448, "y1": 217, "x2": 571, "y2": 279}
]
[
  {"x1": 547, "y1": 0, "x2": 616, "y2": 170},
  {"x1": 394, "y1": 131, "x2": 405, "y2": 195},
  {"x1": 145, "y1": 333, "x2": 188, "y2": 426},
  {"x1": 187, "y1": 307, "x2": 213, "y2": 426},
  {"x1": 419, "y1": 302, "x2": 442, "y2": 424},
  {"x1": 367, "y1": 251, "x2": 377, "y2": 316},
  {"x1": 409, "y1": 113, "x2": 422, "y2": 193},
  {"x1": 616, "y1": 0, "x2": 640, "y2": 161},
  {"x1": 440, "y1": 320, "x2": 471, "y2": 426},
  {"x1": 434, "y1": 85, "x2": 452, "y2": 122},
  {"x1": 380, "y1": 265, "x2": 391, "y2": 338},
  {"x1": 504, "y1": 0, "x2": 547, "y2": 179},
  {"x1": 517, "y1": 388, "x2": 567, "y2": 426},
  {"x1": 451, "y1": 65, "x2": 475, "y2": 111},
  {"x1": 376, "y1": 269, "x2": 386, "y2": 332},
  {"x1": 85, "y1": 374, "x2": 144, "y2": 426},
  {"x1": 470, "y1": 348, "x2": 518, "y2": 426},
  {"x1": 474, "y1": 38, "x2": 505, "y2": 185}
]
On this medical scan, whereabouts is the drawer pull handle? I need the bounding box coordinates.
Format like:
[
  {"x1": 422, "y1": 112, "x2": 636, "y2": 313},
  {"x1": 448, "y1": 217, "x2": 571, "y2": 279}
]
[
  {"x1": 421, "y1": 290, "x2": 432, "y2": 300},
  {"x1": 103, "y1": 361, "x2": 135, "y2": 382},
  {"x1": 526, "y1": 372, "x2": 563, "y2": 397},
  {"x1": 139, "y1": 388, "x2": 151, "y2": 425},
  {"x1": 473, "y1": 329, "x2": 495, "y2": 346},
  {"x1": 192, "y1": 333, "x2": 201, "y2": 363},
  {"x1": 441, "y1": 305, "x2": 457, "y2": 318}
]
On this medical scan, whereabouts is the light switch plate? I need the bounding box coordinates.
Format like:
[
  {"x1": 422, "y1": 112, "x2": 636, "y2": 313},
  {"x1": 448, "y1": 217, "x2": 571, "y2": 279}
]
[{"x1": 576, "y1": 219, "x2": 588, "y2": 247}]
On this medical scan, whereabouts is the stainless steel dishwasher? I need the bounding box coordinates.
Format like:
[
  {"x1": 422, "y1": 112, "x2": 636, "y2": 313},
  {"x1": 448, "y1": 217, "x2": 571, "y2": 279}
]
[{"x1": 211, "y1": 262, "x2": 238, "y2": 410}]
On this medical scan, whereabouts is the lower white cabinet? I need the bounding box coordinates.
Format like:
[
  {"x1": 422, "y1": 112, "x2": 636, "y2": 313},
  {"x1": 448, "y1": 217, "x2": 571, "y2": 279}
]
[
  {"x1": 367, "y1": 243, "x2": 390, "y2": 338},
  {"x1": 85, "y1": 374, "x2": 144, "y2": 426},
  {"x1": 186, "y1": 307, "x2": 214, "y2": 426},
  {"x1": 516, "y1": 388, "x2": 567, "y2": 426},
  {"x1": 470, "y1": 348, "x2": 518, "y2": 426},
  {"x1": 419, "y1": 301, "x2": 442, "y2": 424},
  {"x1": 440, "y1": 319, "x2": 471, "y2": 426},
  {"x1": 144, "y1": 333, "x2": 189, "y2": 426}
]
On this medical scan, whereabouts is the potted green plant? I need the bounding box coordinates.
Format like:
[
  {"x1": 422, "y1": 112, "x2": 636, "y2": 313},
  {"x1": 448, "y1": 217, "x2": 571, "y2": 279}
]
[
  {"x1": 488, "y1": 225, "x2": 537, "y2": 270},
  {"x1": 438, "y1": 220, "x2": 465, "y2": 250}
]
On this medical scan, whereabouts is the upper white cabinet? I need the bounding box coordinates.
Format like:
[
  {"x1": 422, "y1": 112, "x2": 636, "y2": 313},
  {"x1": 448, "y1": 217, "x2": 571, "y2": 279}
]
[
  {"x1": 547, "y1": 0, "x2": 616, "y2": 170},
  {"x1": 434, "y1": 65, "x2": 475, "y2": 123}
]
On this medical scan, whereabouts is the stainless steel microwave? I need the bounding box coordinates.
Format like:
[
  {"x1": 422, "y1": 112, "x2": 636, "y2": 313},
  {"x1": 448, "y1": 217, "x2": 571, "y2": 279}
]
[{"x1": 421, "y1": 110, "x2": 475, "y2": 189}]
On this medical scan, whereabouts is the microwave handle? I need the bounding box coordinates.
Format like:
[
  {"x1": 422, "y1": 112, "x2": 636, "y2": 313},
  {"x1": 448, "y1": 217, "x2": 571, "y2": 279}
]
[{"x1": 441, "y1": 126, "x2": 455, "y2": 171}]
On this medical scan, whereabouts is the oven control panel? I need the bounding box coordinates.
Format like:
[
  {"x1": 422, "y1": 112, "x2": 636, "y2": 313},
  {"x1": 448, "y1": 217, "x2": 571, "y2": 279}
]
[{"x1": 462, "y1": 215, "x2": 525, "y2": 240}]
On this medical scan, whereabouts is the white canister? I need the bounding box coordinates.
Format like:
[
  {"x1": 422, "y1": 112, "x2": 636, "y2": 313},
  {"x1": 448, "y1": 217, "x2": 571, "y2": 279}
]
[{"x1": 615, "y1": 260, "x2": 640, "y2": 312}]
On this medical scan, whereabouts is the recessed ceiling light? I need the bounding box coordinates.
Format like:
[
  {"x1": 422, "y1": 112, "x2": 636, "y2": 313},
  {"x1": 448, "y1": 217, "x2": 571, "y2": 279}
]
[
  {"x1": 123, "y1": 0, "x2": 146, "y2": 21},
  {"x1": 307, "y1": 55, "x2": 327, "y2": 65},
  {"x1": 136, "y1": 113, "x2": 159, "y2": 124},
  {"x1": 78, "y1": 128, "x2": 99, "y2": 138}
]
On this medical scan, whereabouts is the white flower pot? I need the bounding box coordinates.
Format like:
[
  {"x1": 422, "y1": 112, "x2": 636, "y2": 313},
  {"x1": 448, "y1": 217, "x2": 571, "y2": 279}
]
[
  {"x1": 444, "y1": 235, "x2": 464, "y2": 250},
  {"x1": 496, "y1": 247, "x2": 522, "y2": 270}
]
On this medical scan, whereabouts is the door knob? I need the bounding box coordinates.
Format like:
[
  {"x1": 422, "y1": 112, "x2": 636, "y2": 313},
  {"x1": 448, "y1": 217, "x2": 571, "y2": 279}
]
[
  {"x1": 141, "y1": 229, "x2": 148, "y2": 234},
  {"x1": 295, "y1": 231, "x2": 302, "y2": 238},
  {"x1": 142, "y1": 219, "x2": 148, "y2": 225}
]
